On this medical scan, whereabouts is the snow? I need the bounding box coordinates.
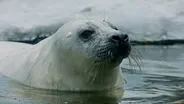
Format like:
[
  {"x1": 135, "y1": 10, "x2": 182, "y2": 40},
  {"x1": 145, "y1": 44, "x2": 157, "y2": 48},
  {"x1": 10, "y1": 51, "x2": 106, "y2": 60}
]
[{"x1": 0, "y1": 0, "x2": 183, "y2": 41}]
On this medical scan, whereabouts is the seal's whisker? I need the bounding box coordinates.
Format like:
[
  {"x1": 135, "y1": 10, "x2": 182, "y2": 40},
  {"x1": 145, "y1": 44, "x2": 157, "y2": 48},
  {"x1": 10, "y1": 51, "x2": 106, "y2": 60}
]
[
  {"x1": 131, "y1": 47, "x2": 143, "y2": 64},
  {"x1": 129, "y1": 54, "x2": 142, "y2": 70},
  {"x1": 128, "y1": 56, "x2": 133, "y2": 69},
  {"x1": 99, "y1": 66, "x2": 102, "y2": 84},
  {"x1": 128, "y1": 46, "x2": 142, "y2": 70},
  {"x1": 92, "y1": 65, "x2": 99, "y2": 84},
  {"x1": 88, "y1": 61, "x2": 98, "y2": 84},
  {"x1": 87, "y1": 61, "x2": 96, "y2": 83},
  {"x1": 101, "y1": 63, "x2": 105, "y2": 84},
  {"x1": 127, "y1": 56, "x2": 137, "y2": 72}
]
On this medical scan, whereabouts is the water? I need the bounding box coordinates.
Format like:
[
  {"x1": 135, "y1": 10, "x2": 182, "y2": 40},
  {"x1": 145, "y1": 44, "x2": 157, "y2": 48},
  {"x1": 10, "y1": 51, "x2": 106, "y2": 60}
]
[
  {"x1": 122, "y1": 45, "x2": 184, "y2": 103},
  {"x1": 0, "y1": 45, "x2": 184, "y2": 104}
]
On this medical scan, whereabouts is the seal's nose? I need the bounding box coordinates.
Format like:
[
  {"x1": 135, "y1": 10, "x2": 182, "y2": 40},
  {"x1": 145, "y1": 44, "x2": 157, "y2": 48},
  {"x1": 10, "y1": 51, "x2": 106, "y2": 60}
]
[
  {"x1": 110, "y1": 34, "x2": 129, "y2": 43},
  {"x1": 110, "y1": 34, "x2": 131, "y2": 58}
]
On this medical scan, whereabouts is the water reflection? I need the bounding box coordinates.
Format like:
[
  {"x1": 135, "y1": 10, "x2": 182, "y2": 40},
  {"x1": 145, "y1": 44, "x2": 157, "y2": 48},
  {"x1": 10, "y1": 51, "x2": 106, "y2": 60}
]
[{"x1": 1, "y1": 76, "x2": 124, "y2": 104}]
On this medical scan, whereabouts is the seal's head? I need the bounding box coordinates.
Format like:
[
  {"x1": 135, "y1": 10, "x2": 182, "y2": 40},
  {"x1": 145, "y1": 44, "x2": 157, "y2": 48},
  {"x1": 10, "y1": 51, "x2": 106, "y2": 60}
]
[
  {"x1": 54, "y1": 20, "x2": 131, "y2": 68},
  {"x1": 48, "y1": 20, "x2": 131, "y2": 89}
]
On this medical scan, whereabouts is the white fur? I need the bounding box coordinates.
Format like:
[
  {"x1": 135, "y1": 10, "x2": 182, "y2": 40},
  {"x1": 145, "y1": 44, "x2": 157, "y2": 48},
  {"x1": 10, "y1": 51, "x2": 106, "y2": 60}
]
[{"x1": 0, "y1": 20, "x2": 124, "y2": 91}]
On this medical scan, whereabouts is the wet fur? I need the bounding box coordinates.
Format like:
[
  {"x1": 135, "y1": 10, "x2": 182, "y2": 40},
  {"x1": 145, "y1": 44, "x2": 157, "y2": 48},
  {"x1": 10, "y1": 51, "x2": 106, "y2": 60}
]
[{"x1": 0, "y1": 20, "x2": 129, "y2": 91}]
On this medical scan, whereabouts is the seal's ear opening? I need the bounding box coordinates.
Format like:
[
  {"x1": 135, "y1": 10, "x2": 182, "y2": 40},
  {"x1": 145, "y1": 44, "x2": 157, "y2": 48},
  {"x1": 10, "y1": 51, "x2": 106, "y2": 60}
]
[{"x1": 79, "y1": 30, "x2": 95, "y2": 41}]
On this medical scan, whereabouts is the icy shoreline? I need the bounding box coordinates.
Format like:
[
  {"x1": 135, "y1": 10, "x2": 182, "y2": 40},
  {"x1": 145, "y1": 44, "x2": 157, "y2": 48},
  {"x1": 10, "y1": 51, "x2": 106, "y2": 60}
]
[
  {"x1": 0, "y1": 0, "x2": 183, "y2": 42},
  {"x1": 1, "y1": 23, "x2": 183, "y2": 45}
]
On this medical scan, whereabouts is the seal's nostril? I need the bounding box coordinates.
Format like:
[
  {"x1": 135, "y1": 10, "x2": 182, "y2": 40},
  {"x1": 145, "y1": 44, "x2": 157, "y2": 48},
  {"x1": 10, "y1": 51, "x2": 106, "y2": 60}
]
[
  {"x1": 123, "y1": 34, "x2": 129, "y2": 42},
  {"x1": 111, "y1": 35, "x2": 121, "y2": 43},
  {"x1": 110, "y1": 34, "x2": 129, "y2": 43}
]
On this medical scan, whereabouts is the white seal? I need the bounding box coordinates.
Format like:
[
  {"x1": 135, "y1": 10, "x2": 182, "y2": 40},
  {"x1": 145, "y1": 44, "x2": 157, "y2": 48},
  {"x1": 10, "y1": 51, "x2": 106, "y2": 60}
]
[{"x1": 0, "y1": 20, "x2": 131, "y2": 91}]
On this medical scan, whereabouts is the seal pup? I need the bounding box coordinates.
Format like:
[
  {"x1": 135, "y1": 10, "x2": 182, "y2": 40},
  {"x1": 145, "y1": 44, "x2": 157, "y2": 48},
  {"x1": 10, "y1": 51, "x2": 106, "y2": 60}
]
[{"x1": 0, "y1": 19, "x2": 131, "y2": 91}]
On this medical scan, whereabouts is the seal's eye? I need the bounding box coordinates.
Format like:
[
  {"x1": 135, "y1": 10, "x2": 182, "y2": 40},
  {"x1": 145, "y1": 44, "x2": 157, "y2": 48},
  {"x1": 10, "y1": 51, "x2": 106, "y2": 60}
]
[{"x1": 80, "y1": 30, "x2": 94, "y2": 40}]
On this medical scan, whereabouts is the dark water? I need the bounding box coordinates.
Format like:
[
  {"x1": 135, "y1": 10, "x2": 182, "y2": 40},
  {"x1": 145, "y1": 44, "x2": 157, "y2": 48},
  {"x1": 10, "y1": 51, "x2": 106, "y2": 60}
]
[
  {"x1": 122, "y1": 45, "x2": 184, "y2": 104},
  {"x1": 0, "y1": 45, "x2": 184, "y2": 104}
]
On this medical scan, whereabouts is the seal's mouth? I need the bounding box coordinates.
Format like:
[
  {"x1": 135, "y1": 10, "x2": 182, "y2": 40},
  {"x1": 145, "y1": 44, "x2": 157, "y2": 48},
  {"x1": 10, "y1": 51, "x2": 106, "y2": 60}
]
[{"x1": 95, "y1": 34, "x2": 131, "y2": 63}]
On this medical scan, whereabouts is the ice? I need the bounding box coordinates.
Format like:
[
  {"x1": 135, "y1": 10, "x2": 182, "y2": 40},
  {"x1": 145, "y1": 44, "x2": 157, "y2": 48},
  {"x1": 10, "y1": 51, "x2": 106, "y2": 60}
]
[{"x1": 0, "y1": 0, "x2": 183, "y2": 41}]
